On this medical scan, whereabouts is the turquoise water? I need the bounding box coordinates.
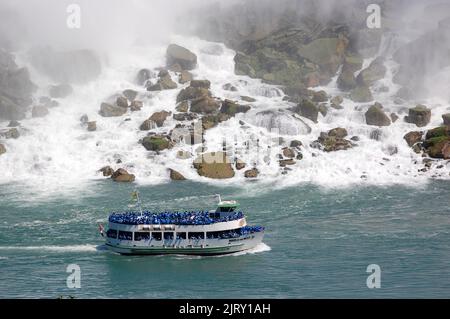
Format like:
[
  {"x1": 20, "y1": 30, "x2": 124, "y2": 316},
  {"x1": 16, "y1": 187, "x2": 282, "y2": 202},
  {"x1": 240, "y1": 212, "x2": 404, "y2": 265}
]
[{"x1": 0, "y1": 180, "x2": 450, "y2": 298}]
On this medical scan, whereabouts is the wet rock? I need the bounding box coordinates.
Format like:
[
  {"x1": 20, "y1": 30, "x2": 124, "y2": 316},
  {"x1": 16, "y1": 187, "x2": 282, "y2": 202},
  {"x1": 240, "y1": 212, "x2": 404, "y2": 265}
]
[
  {"x1": 173, "y1": 112, "x2": 197, "y2": 121},
  {"x1": 312, "y1": 129, "x2": 353, "y2": 152},
  {"x1": 99, "y1": 102, "x2": 126, "y2": 117},
  {"x1": 289, "y1": 140, "x2": 302, "y2": 148},
  {"x1": 423, "y1": 126, "x2": 450, "y2": 159},
  {"x1": 391, "y1": 113, "x2": 399, "y2": 123},
  {"x1": 147, "y1": 72, "x2": 177, "y2": 91},
  {"x1": 223, "y1": 83, "x2": 237, "y2": 91},
  {"x1": 176, "y1": 150, "x2": 192, "y2": 159},
  {"x1": 404, "y1": 131, "x2": 423, "y2": 147},
  {"x1": 141, "y1": 135, "x2": 172, "y2": 151},
  {"x1": 330, "y1": 96, "x2": 344, "y2": 109},
  {"x1": 282, "y1": 147, "x2": 296, "y2": 158},
  {"x1": 235, "y1": 159, "x2": 246, "y2": 170},
  {"x1": 312, "y1": 90, "x2": 328, "y2": 103},
  {"x1": 190, "y1": 80, "x2": 211, "y2": 89},
  {"x1": 80, "y1": 114, "x2": 89, "y2": 124},
  {"x1": 179, "y1": 71, "x2": 193, "y2": 84},
  {"x1": 350, "y1": 85, "x2": 373, "y2": 103},
  {"x1": 201, "y1": 113, "x2": 231, "y2": 130},
  {"x1": 343, "y1": 53, "x2": 364, "y2": 72},
  {"x1": 149, "y1": 111, "x2": 171, "y2": 127},
  {"x1": 166, "y1": 44, "x2": 197, "y2": 70},
  {"x1": 244, "y1": 168, "x2": 259, "y2": 178},
  {"x1": 337, "y1": 68, "x2": 357, "y2": 91},
  {"x1": 0, "y1": 143, "x2": 5, "y2": 155},
  {"x1": 99, "y1": 166, "x2": 114, "y2": 177},
  {"x1": 318, "y1": 104, "x2": 328, "y2": 117},
  {"x1": 116, "y1": 96, "x2": 129, "y2": 108},
  {"x1": 193, "y1": 152, "x2": 235, "y2": 179},
  {"x1": 49, "y1": 84, "x2": 73, "y2": 98},
  {"x1": 356, "y1": 57, "x2": 386, "y2": 86},
  {"x1": 295, "y1": 99, "x2": 319, "y2": 123},
  {"x1": 328, "y1": 127, "x2": 348, "y2": 138},
  {"x1": 31, "y1": 105, "x2": 49, "y2": 118},
  {"x1": 279, "y1": 159, "x2": 296, "y2": 167},
  {"x1": 111, "y1": 168, "x2": 135, "y2": 182},
  {"x1": 177, "y1": 86, "x2": 210, "y2": 103},
  {"x1": 405, "y1": 105, "x2": 431, "y2": 127},
  {"x1": 370, "y1": 129, "x2": 383, "y2": 141},
  {"x1": 252, "y1": 110, "x2": 311, "y2": 135},
  {"x1": 87, "y1": 121, "x2": 96, "y2": 132},
  {"x1": 136, "y1": 69, "x2": 152, "y2": 85},
  {"x1": 190, "y1": 96, "x2": 221, "y2": 114},
  {"x1": 241, "y1": 96, "x2": 256, "y2": 102},
  {"x1": 123, "y1": 89, "x2": 138, "y2": 102},
  {"x1": 220, "y1": 99, "x2": 251, "y2": 116},
  {"x1": 139, "y1": 119, "x2": 156, "y2": 131},
  {"x1": 0, "y1": 128, "x2": 20, "y2": 139},
  {"x1": 176, "y1": 101, "x2": 189, "y2": 113},
  {"x1": 169, "y1": 168, "x2": 186, "y2": 181},
  {"x1": 365, "y1": 102, "x2": 391, "y2": 126},
  {"x1": 7, "y1": 120, "x2": 20, "y2": 127},
  {"x1": 442, "y1": 113, "x2": 450, "y2": 126},
  {"x1": 130, "y1": 100, "x2": 143, "y2": 112}
]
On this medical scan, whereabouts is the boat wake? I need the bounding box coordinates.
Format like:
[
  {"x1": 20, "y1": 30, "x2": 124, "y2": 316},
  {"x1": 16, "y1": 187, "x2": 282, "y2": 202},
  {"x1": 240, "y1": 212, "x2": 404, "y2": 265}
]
[{"x1": 0, "y1": 244, "x2": 99, "y2": 253}]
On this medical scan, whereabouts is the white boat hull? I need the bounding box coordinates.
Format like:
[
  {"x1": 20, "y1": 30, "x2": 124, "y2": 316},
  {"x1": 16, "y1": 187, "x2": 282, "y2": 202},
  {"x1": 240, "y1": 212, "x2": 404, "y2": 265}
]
[{"x1": 105, "y1": 231, "x2": 264, "y2": 256}]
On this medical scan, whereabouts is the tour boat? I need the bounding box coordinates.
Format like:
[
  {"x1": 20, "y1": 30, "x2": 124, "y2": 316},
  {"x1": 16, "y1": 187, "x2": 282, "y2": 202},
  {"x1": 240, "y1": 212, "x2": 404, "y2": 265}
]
[{"x1": 101, "y1": 194, "x2": 265, "y2": 255}]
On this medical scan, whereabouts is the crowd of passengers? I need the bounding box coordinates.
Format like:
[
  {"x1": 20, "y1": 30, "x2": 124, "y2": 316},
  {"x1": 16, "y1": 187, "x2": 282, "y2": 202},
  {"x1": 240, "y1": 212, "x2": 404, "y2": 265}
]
[
  {"x1": 107, "y1": 226, "x2": 264, "y2": 241},
  {"x1": 108, "y1": 211, "x2": 244, "y2": 225}
]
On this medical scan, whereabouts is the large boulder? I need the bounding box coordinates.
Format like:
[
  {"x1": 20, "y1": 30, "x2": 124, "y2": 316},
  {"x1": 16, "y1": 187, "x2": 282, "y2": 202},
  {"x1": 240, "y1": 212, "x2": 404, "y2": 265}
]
[
  {"x1": 141, "y1": 135, "x2": 172, "y2": 151},
  {"x1": 312, "y1": 129, "x2": 354, "y2": 152},
  {"x1": 405, "y1": 105, "x2": 431, "y2": 127},
  {"x1": 149, "y1": 111, "x2": 171, "y2": 127},
  {"x1": 169, "y1": 168, "x2": 186, "y2": 181},
  {"x1": 337, "y1": 68, "x2": 357, "y2": 91},
  {"x1": 244, "y1": 168, "x2": 259, "y2": 178},
  {"x1": 295, "y1": 99, "x2": 319, "y2": 123},
  {"x1": 356, "y1": 57, "x2": 386, "y2": 86},
  {"x1": 404, "y1": 131, "x2": 423, "y2": 147},
  {"x1": 250, "y1": 110, "x2": 311, "y2": 135},
  {"x1": 147, "y1": 72, "x2": 177, "y2": 91},
  {"x1": 193, "y1": 152, "x2": 235, "y2": 179},
  {"x1": 190, "y1": 80, "x2": 211, "y2": 89},
  {"x1": 190, "y1": 96, "x2": 221, "y2": 114},
  {"x1": 49, "y1": 84, "x2": 73, "y2": 98},
  {"x1": 136, "y1": 69, "x2": 152, "y2": 86},
  {"x1": 422, "y1": 126, "x2": 450, "y2": 159},
  {"x1": 220, "y1": 99, "x2": 251, "y2": 116},
  {"x1": 179, "y1": 71, "x2": 193, "y2": 84},
  {"x1": 442, "y1": 113, "x2": 450, "y2": 126},
  {"x1": 0, "y1": 143, "x2": 5, "y2": 155},
  {"x1": 0, "y1": 50, "x2": 35, "y2": 120},
  {"x1": 176, "y1": 86, "x2": 210, "y2": 103},
  {"x1": 99, "y1": 102, "x2": 127, "y2": 117},
  {"x1": 349, "y1": 85, "x2": 373, "y2": 103},
  {"x1": 111, "y1": 168, "x2": 135, "y2": 183},
  {"x1": 99, "y1": 166, "x2": 114, "y2": 177},
  {"x1": 139, "y1": 119, "x2": 156, "y2": 131},
  {"x1": 166, "y1": 44, "x2": 197, "y2": 70},
  {"x1": 365, "y1": 103, "x2": 391, "y2": 126}
]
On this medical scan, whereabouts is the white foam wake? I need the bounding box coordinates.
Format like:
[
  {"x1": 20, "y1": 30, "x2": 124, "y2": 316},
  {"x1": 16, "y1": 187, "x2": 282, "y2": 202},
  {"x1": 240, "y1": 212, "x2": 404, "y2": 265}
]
[{"x1": 0, "y1": 244, "x2": 99, "y2": 253}]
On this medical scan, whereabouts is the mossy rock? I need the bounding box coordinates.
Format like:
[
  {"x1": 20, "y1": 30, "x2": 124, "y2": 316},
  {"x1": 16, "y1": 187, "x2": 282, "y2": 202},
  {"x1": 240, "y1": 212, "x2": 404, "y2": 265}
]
[
  {"x1": 193, "y1": 152, "x2": 235, "y2": 179},
  {"x1": 142, "y1": 136, "x2": 171, "y2": 151},
  {"x1": 350, "y1": 85, "x2": 373, "y2": 103}
]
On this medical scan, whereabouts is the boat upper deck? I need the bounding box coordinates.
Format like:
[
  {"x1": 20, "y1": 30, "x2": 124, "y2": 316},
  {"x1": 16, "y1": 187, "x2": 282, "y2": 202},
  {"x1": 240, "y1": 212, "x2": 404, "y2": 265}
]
[{"x1": 108, "y1": 210, "x2": 245, "y2": 226}]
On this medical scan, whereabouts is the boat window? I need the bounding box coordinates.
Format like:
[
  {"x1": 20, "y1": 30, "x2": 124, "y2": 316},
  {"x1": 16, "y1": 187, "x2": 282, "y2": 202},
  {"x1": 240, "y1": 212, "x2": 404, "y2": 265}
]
[
  {"x1": 206, "y1": 231, "x2": 220, "y2": 239},
  {"x1": 152, "y1": 232, "x2": 162, "y2": 241},
  {"x1": 164, "y1": 232, "x2": 174, "y2": 240},
  {"x1": 134, "y1": 232, "x2": 150, "y2": 241},
  {"x1": 214, "y1": 212, "x2": 220, "y2": 218},
  {"x1": 176, "y1": 232, "x2": 186, "y2": 239},
  {"x1": 188, "y1": 232, "x2": 205, "y2": 239},
  {"x1": 106, "y1": 229, "x2": 117, "y2": 239},
  {"x1": 118, "y1": 231, "x2": 132, "y2": 240}
]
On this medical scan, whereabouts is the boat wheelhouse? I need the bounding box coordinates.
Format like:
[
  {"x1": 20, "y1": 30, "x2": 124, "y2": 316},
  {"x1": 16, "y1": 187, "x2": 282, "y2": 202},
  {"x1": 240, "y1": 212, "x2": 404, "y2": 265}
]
[{"x1": 102, "y1": 197, "x2": 265, "y2": 255}]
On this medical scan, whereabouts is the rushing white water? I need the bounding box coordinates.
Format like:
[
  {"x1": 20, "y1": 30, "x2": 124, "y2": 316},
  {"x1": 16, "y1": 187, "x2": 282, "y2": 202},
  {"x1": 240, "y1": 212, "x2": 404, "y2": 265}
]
[{"x1": 0, "y1": 34, "x2": 449, "y2": 195}]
